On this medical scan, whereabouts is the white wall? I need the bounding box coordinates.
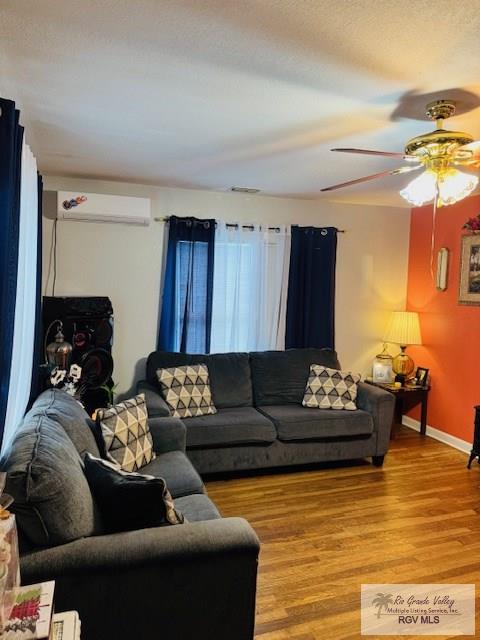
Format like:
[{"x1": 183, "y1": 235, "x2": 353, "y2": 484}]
[{"x1": 42, "y1": 176, "x2": 411, "y2": 396}]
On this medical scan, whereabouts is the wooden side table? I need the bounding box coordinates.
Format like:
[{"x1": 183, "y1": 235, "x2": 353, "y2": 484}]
[{"x1": 365, "y1": 381, "x2": 430, "y2": 438}]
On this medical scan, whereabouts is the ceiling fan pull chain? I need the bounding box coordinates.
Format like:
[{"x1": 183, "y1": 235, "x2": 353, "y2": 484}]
[{"x1": 430, "y1": 180, "x2": 439, "y2": 284}]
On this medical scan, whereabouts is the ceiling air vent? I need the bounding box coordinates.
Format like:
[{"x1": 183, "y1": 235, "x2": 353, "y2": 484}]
[{"x1": 231, "y1": 186, "x2": 260, "y2": 194}]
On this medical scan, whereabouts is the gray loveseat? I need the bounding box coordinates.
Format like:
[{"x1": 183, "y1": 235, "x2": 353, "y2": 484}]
[
  {"x1": 0, "y1": 389, "x2": 259, "y2": 640},
  {"x1": 138, "y1": 348, "x2": 395, "y2": 475}
]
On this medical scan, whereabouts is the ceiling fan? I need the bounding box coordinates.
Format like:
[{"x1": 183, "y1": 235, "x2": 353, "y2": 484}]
[{"x1": 321, "y1": 100, "x2": 480, "y2": 207}]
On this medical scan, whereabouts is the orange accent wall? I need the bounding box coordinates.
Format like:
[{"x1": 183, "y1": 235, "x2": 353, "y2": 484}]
[{"x1": 406, "y1": 194, "x2": 480, "y2": 443}]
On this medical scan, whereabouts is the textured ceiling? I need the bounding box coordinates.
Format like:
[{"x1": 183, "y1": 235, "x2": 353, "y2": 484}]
[{"x1": 2, "y1": 0, "x2": 480, "y2": 206}]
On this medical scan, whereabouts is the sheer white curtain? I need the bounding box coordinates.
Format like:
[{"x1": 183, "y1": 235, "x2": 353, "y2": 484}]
[
  {"x1": 210, "y1": 222, "x2": 290, "y2": 352},
  {"x1": 2, "y1": 142, "x2": 38, "y2": 453}
]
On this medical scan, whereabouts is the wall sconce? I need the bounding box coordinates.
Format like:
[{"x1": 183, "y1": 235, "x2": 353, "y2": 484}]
[{"x1": 436, "y1": 248, "x2": 449, "y2": 291}]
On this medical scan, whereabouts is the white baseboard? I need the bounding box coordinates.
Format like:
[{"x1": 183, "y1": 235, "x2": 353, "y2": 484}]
[{"x1": 401, "y1": 415, "x2": 472, "y2": 455}]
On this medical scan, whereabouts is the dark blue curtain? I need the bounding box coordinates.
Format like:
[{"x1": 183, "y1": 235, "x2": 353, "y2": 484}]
[
  {"x1": 28, "y1": 174, "x2": 44, "y2": 407},
  {"x1": 158, "y1": 216, "x2": 215, "y2": 353},
  {"x1": 0, "y1": 99, "x2": 24, "y2": 442},
  {"x1": 285, "y1": 226, "x2": 337, "y2": 350}
]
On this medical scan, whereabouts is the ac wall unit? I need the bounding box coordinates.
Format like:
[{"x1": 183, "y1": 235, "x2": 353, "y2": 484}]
[{"x1": 57, "y1": 191, "x2": 151, "y2": 226}]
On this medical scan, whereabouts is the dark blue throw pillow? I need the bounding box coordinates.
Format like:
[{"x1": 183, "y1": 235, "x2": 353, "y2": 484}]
[
  {"x1": 86, "y1": 418, "x2": 109, "y2": 459},
  {"x1": 84, "y1": 453, "x2": 184, "y2": 533}
]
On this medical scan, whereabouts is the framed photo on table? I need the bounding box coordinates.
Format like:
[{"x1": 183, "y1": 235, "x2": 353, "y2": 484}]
[
  {"x1": 415, "y1": 367, "x2": 429, "y2": 387},
  {"x1": 459, "y1": 235, "x2": 480, "y2": 305}
]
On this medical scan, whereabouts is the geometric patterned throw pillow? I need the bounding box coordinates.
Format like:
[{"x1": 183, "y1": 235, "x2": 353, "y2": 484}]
[
  {"x1": 156, "y1": 364, "x2": 217, "y2": 419},
  {"x1": 96, "y1": 394, "x2": 155, "y2": 472},
  {"x1": 302, "y1": 365, "x2": 361, "y2": 411}
]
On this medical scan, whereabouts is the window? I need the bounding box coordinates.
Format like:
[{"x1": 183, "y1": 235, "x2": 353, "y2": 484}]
[
  {"x1": 174, "y1": 240, "x2": 210, "y2": 353},
  {"x1": 210, "y1": 223, "x2": 289, "y2": 352},
  {"x1": 158, "y1": 216, "x2": 215, "y2": 354}
]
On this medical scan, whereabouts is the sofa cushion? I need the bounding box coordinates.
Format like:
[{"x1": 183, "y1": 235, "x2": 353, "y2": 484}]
[
  {"x1": 1, "y1": 396, "x2": 103, "y2": 547},
  {"x1": 156, "y1": 364, "x2": 217, "y2": 418},
  {"x1": 84, "y1": 454, "x2": 184, "y2": 533},
  {"x1": 147, "y1": 351, "x2": 252, "y2": 408},
  {"x1": 29, "y1": 389, "x2": 100, "y2": 458},
  {"x1": 140, "y1": 450, "x2": 204, "y2": 498},
  {"x1": 174, "y1": 494, "x2": 221, "y2": 521},
  {"x1": 184, "y1": 407, "x2": 277, "y2": 449},
  {"x1": 97, "y1": 394, "x2": 155, "y2": 472},
  {"x1": 258, "y1": 405, "x2": 374, "y2": 441},
  {"x1": 250, "y1": 348, "x2": 341, "y2": 406},
  {"x1": 302, "y1": 365, "x2": 361, "y2": 411},
  {"x1": 136, "y1": 380, "x2": 171, "y2": 418}
]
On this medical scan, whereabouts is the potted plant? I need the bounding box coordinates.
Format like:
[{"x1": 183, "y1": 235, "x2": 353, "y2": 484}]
[{"x1": 99, "y1": 382, "x2": 119, "y2": 407}]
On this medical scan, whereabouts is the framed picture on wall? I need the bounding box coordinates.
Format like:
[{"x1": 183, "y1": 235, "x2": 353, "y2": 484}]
[{"x1": 459, "y1": 235, "x2": 480, "y2": 305}]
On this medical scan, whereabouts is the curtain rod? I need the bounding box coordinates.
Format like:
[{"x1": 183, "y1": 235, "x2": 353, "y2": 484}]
[{"x1": 153, "y1": 216, "x2": 346, "y2": 232}]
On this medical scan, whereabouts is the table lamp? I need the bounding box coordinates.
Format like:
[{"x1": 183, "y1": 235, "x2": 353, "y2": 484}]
[{"x1": 383, "y1": 311, "x2": 422, "y2": 384}]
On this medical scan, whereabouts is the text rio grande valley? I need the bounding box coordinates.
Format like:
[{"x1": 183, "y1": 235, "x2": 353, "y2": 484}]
[{"x1": 387, "y1": 594, "x2": 460, "y2": 623}]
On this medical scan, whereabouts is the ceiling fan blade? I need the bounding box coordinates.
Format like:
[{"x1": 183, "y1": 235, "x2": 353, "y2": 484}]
[
  {"x1": 331, "y1": 147, "x2": 419, "y2": 161},
  {"x1": 454, "y1": 140, "x2": 480, "y2": 166},
  {"x1": 320, "y1": 164, "x2": 422, "y2": 192}
]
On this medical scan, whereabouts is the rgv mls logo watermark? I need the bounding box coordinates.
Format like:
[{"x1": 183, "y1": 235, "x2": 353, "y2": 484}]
[{"x1": 361, "y1": 584, "x2": 475, "y2": 635}]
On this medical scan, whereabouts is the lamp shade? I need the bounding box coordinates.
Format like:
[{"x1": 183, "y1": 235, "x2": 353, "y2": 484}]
[{"x1": 383, "y1": 311, "x2": 422, "y2": 346}]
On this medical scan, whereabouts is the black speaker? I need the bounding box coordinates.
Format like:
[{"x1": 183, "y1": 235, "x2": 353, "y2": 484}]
[{"x1": 42, "y1": 296, "x2": 115, "y2": 414}]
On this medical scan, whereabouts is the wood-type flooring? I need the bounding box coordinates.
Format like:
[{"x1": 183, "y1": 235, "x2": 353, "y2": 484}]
[{"x1": 207, "y1": 426, "x2": 480, "y2": 639}]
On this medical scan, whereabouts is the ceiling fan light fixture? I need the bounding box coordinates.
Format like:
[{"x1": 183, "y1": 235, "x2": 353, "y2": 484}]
[
  {"x1": 400, "y1": 170, "x2": 437, "y2": 206},
  {"x1": 437, "y1": 168, "x2": 478, "y2": 206},
  {"x1": 400, "y1": 168, "x2": 478, "y2": 207}
]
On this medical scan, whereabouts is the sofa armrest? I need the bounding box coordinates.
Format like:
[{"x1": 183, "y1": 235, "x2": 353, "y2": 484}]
[
  {"x1": 137, "y1": 379, "x2": 170, "y2": 417},
  {"x1": 148, "y1": 416, "x2": 186, "y2": 454},
  {"x1": 21, "y1": 517, "x2": 259, "y2": 640},
  {"x1": 356, "y1": 382, "x2": 395, "y2": 455}
]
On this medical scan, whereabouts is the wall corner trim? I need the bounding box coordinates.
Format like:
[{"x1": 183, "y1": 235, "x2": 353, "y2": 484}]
[{"x1": 402, "y1": 415, "x2": 471, "y2": 455}]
